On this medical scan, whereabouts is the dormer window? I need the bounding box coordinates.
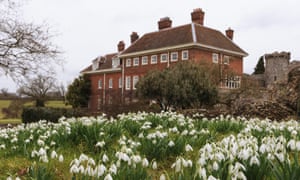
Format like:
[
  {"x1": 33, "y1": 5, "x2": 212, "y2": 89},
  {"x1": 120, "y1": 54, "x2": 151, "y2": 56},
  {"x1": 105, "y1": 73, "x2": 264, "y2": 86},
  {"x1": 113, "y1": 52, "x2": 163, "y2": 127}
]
[
  {"x1": 92, "y1": 58, "x2": 99, "y2": 70},
  {"x1": 112, "y1": 57, "x2": 120, "y2": 68}
]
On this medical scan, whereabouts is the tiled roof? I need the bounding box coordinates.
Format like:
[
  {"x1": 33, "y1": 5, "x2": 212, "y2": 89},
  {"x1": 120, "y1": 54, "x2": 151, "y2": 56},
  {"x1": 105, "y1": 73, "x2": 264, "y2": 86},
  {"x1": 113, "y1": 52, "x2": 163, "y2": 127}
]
[
  {"x1": 121, "y1": 23, "x2": 247, "y2": 56},
  {"x1": 81, "y1": 53, "x2": 119, "y2": 73}
]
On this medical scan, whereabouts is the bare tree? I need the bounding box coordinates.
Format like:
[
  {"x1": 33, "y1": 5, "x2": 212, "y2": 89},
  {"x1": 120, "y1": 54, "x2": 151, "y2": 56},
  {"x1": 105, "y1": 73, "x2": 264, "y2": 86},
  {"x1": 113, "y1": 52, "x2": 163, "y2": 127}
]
[
  {"x1": 18, "y1": 74, "x2": 57, "y2": 107},
  {"x1": 0, "y1": 0, "x2": 62, "y2": 83}
]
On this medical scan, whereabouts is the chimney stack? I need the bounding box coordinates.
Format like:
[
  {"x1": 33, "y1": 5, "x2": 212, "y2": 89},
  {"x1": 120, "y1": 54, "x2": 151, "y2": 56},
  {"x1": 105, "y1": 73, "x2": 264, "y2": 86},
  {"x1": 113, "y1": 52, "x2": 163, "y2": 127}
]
[
  {"x1": 118, "y1": 41, "x2": 125, "y2": 52},
  {"x1": 130, "y1": 32, "x2": 139, "y2": 43},
  {"x1": 191, "y1": 8, "x2": 205, "y2": 25},
  {"x1": 225, "y1": 28, "x2": 234, "y2": 40},
  {"x1": 158, "y1": 17, "x2": 172, "y2": 30}
]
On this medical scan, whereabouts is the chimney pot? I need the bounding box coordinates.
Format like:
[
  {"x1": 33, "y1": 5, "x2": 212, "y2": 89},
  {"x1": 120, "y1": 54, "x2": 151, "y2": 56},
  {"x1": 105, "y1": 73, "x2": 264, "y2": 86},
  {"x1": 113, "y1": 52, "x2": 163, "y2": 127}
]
[
  {"x1": 118, "y1": 41, "x2": 125, "y2": 52},
  {"x1": 225, "y1": 28, "x2": 234, "y2": 40},
  {"x1": 158, "y1": 17, "x2": 172, "y2": 30},
  {"x1": 130, "y1": 32, "x2": 139, "y2": 43},
  {"x1": 191, "y1": 8, "x2": 205, "y2": 25}
]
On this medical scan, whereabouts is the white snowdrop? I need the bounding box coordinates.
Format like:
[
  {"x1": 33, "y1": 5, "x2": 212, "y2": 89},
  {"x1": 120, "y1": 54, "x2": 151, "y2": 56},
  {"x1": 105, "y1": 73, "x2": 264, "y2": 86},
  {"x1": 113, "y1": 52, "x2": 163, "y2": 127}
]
[
  {"x1": 102, "y1": 153, "x2": 109, "y2": 163},
  {"x1": 185, "y1": 144, "x2": 193, "y2": 152},
  {"x1": 58, "y1": 154, "x2": 64, "y2": 162},
  {"x1": 142, "y1": 158, "x2": 149, "y2": 167}
]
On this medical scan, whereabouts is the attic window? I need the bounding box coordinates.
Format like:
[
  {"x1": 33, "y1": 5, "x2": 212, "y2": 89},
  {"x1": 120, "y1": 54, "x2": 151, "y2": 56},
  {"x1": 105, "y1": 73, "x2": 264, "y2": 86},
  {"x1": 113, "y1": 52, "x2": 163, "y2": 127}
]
[
  {"x1": 112, "y1": 58, "x2": 120, "y2": 68},
  {"x1": 92, "y1": 59, "x2": 99, "y2": 70}
]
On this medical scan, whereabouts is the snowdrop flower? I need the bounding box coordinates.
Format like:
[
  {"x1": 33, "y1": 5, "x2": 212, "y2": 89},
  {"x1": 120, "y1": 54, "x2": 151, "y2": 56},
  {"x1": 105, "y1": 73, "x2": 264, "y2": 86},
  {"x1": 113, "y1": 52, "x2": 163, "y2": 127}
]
[
  {"x1": 50, "y1": 141, "x2": 56, "y2": 146},
  {"x1": 159, "y1": 173, "x2": 166, "y2": 180},
  {"x1": 104, "y1": 173, "x2": 113, "y2": 180},
  {"x1": 70, "y1": 164, "x2": 79, "y2": 174},
  {"x1": 97, "y1": 164, "x2": 106, "y2": 177},
  {"x1": 138, "y1": 133, "x2": 144, "y2": 138},
  {"x1": 78, "y1": 165, "x2": 85, "y2": 174},
  {"x1": 198, "y1": 156, "x2": 206, "y2": 166},
  {"x1": 287, "y1": 139, "x2": 296, "y2": 150},
  {"x1": 296, "y1": 141, "x2": 300, "y2": 151},
  {"x1": 181, "y1": 130, "x2": 188, "y2": 136},
  {"x1": 109, "y1": 164, "x2": 117, "y2": 175},
  {"x1": 40, "y1": 155, "x2": 49, "y2": 163},
  {"x1": 174, "y1": 158, "x2": 182, "y2": 173},
  {"x1": 15, "y1": 177, "x2": 21, "y2": 180},
  {"x1": 185, "y1": 144, "x2": 193, "y2": 152},
  {"x1": 212, "y1": 161, "x2": 219, "y2": 171},
  {"x1": 79, "y1": 153, "x2": 89, "y2": 162},
  {"x1": 198, "y1": 166, "x2": 207, "y2": 179},
  {"x1": 132, "y1": 155, "x2": 141, "y2": 164},
  {"x1": 250, "y1": 155, "x2": 260, "y2": 166},
  {"x1": 95, "y1": 141, "x2": 105, "y2": 148},
  {"x1": 208, "y1": 175, "x2": 218, "y2": 180},
  {"x1": 168, "y1": 140, "x2": 175, "y2": 147},
  {"x1": 275, "y1": 153, "x2": 285, "y2": 162},
  {"x1": 11, "y1": 137, "x2": 18, "y2": 143},
  {"x1": 102, "y1": 153, "x2": 109, "y2": 163},
  {"x1": 0, "y1": 144, "x2": 6, "y2": 149},
  {"x1": 51, "y1": 150, "x2": 58, "y2": 159},
  {"x1": 142, "y1": 158, "x2": 149, "y2": 167},
  {"x1": 37, "y1": 139, "x2": 45, "y2": 146},
  {"x1": 88, "y1": 158, "x2": 96, "y2": 166},
  {"x1": 38, "y1": 148, "x2": 47, "y2": 156},
  {"x1": 6, "y1": 176, "x2": 12, "y2": 180},
  {"x1": 59, "y1": 154, "x2": 64, "y2": 162},
  {"x1": 152, "y1": 161, "x2": 157, "y2": 170}
]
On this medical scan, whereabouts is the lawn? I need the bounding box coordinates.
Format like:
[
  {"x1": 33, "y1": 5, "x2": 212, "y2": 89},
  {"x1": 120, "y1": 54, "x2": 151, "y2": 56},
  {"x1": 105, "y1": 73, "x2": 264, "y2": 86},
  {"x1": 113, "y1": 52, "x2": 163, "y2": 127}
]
[
  {"x1": 0, "y1": 100, "x2": 71, "y2": 124},
  {"x1": 1, "y1": 112, "x2": 300, "y2": 179}
]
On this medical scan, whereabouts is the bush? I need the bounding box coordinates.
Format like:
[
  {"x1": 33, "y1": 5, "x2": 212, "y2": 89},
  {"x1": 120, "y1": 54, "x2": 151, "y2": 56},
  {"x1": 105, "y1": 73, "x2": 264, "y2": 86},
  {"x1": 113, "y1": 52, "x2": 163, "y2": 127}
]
[
  {"x1": 2, "y1": 99, "x2": 25, "y2": 118},
  {"x1": 22, "y1": 107, "x2": 86, "y2": 123}
]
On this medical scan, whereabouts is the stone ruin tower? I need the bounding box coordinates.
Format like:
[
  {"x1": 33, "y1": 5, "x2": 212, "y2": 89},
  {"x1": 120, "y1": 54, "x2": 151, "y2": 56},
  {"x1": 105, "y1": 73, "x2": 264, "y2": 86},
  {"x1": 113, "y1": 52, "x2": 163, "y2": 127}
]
[{"x1": 264, "y1": 51, "x2": 290, "y2": 87}]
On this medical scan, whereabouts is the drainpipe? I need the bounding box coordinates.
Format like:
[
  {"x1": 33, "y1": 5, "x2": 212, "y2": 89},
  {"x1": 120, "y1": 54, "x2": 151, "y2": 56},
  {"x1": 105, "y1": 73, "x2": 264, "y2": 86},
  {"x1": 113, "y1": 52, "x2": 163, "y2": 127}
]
[
  {"x1": 122, "y1": 58, "x2": 125, "y2": 103},
  {"x1": 103, "y1": 73, "x2": 106, "y2": 105}
]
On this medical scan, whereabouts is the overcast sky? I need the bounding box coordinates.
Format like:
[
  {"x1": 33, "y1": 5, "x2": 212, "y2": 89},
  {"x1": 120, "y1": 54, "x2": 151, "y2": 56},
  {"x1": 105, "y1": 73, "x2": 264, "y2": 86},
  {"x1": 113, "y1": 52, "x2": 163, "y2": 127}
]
[{"x1": 1, "y1": 0, "x2": 300, "y2": 92}]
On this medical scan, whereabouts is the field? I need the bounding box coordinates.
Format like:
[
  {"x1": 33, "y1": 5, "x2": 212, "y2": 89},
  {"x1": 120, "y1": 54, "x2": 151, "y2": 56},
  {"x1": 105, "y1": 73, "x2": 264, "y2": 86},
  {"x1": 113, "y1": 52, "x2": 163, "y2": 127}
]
[
  {"x1": 1, "y1": 112, "x2": 300, "y2": 179},
  {"x1": 0, "y1": 100, "x2": 70, "y2": 124}
]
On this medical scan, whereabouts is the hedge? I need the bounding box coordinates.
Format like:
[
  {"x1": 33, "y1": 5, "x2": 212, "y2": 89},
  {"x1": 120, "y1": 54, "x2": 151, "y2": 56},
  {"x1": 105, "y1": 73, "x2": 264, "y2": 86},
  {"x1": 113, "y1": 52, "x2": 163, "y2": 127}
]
[{"x1": 22, "y1": 107, "x2": 87, "y2": 123}]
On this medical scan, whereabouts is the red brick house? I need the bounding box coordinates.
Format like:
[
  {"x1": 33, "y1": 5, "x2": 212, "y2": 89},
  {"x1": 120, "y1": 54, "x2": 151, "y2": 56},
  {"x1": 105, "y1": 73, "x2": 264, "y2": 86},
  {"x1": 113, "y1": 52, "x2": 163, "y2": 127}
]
[{"x1": 81, "y1": 8, "x2": 248, "y2": 112}]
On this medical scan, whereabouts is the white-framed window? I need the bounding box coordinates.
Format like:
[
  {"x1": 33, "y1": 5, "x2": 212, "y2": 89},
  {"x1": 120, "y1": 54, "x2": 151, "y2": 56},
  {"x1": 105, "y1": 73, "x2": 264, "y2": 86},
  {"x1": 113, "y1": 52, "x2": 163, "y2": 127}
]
[
  {"x1": 126, "y1": 58, "x2": 131, "y2": 67},
  {"x1": 212, "y1": 53, "x2": 219, "y2": 63},
  {"x1": 151, "y1": 55, "x2": 158, "y2": 64},
  {"x1": 133, "y1": 58, "x2": 139, "y2": 66},
  {"x1": 118, "y1": 77, "x2": 122, "y2": 88},
  {"x1": 182, "y1": 50, "x2": 189, "y2": 60},
  {"x1": 223, "y1": 55, "x2": 230, "y2": 65},
  {"x1": 112, "y1": 58, "x2": 120, "y2": 68},
  {"x1": 125, "y1": 76, "x2": 131, "y2": 90},
  {"x1": 133, "y1": 76, "x2": 139, "y2": 90},
  {"x1": 160, "y1": 53, "x2": 168, "y2": 63},
  {"x1": 92, "y1": 59, "x2": 99, "y2": 70},
  {"x1": 225, "y1": 76, "x2": 241, "y2": 89},
  {"x1": 171, "y1": 52, "x2": 178, "y2": 62},
  {"x1": 98, "y1": 80, "x2": 102, "y2": 89},
  {"x1": 142, "y1": 56, "x2": 148, "y2": 65},
  {"x1": 108, "y1": 78, "x2": 113, "y2": 88}
]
